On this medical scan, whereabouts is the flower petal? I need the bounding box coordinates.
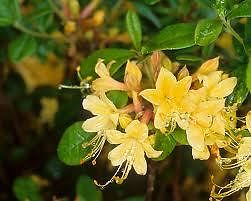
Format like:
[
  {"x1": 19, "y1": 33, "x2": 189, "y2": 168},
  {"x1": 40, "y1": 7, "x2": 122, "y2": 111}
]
[
  {"x1": 199, "y1": 71, "x2": 222, "y2": 88},
  {"x1": 108, "y1": 142, "x2": 130, "y2": 166},
  {"x1": 197, "y1": 99, "x2": 225, "y2": 115},
  {"x1": 133, "y1": 144, "x2": 147, "y2": 175},
  {"x1": 192, "y1": 146, "x2": 210, "y2": 160},
  {"x1": 83, "y1": 95, "x2": 114, "y2": 115},
  {"x1": 186, "y1": 122, "x2": 205, "y2": 151},
  {"x1": 125, "y1": 120, "x2": 148, "y2": 141},
  {"x1": 173, "y1": 76, "x2": 192, "y2": 101},
  {"x1": 82, "y1": 115, "x2": 116, "y2": 132},
  {"x1": 246, "y1": 111, "x2": 251, "y2": 133},
  {"x1": 140, "y1": 89, "x2": 163, "y2": 105},
  {"x1": 210, "y1": 77, "x2": 237, "y2": 98},
  {"x1": 124, "y1": 60, "x2": 142, "y2": 91},
  {"x1": 142, "y1": 141, "x2": 162, "y2": 158},
  {"x1": 154, "y1": 104, "x2": 171, "y2": 131},
  {"x1": 106, "y1": 130, "x2": 126, "y2": 144},
  {"x1": 156, "y1": 68, "x2": 176, "y2": 96},
  {"x1": 196, "y1": 57, "x2": 219, "y2": 75},
  {"x1": 95, "y1": 59, "x2": 110, "y2": 77}
]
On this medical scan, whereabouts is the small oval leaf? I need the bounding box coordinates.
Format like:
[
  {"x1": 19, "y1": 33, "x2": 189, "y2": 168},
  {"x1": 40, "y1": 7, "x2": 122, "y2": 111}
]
[
  {"x1": 227, "y1": 0, "x2": 251, "y2": 20},
  {"x1": 141, "y1": 23, "x2": 196, "y2": 54},
  {"x1": 195, "y1": 19, "x2": 222, "y2": 46},
  {"x1": 153, "y1": 131, "x2": 176, "y2": 161},
  {"x1": 57, "y1": 122, "x2": 94, "y2": 166},
  {"x1": 106, "y1": 90, "x2": 128, "y2": 108},
  {"x1": 172, "y1": 128, "x2": 188, "y2": 145},
  {"x1": 126, "y1": 10, "x2": 142, "y2": 50}
]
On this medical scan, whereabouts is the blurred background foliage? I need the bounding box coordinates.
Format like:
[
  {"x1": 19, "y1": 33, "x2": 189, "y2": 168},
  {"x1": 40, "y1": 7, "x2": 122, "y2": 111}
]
[{"x1": 1, "y1": 0, "x2": 251, "y2": 201}]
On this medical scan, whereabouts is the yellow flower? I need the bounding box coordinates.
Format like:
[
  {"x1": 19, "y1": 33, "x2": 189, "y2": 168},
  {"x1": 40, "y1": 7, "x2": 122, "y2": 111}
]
[
  {"x1": 96, "y1": 120, "x2": 162, "y2": 187},
  {"x1": 92, "y1": 59, "x2": 127, "y2": 93},
  {"x1": 124, "y1": 60, "x2": 142, "y2": 92},
  {"x1": 140, "y1": 68, "x2": 192, "y2": 132},
  {"x1": 198, "y1": 71, "x2": 237, "y2": 98},
  {"x1": 82, "y1": 94, "x2": 119, "y2": 132},
  {"x1": 195, "y1": 57, "x2": 219, "y2": 76}
]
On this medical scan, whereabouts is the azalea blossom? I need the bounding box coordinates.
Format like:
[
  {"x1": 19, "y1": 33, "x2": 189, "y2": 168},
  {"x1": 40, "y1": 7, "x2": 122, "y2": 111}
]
[
  {"x1": 95, "y1": 120, "x2": 162, "y2": 187},
  {"x1": 140, "y1": 67, "x2": 192, "y2": 132}
]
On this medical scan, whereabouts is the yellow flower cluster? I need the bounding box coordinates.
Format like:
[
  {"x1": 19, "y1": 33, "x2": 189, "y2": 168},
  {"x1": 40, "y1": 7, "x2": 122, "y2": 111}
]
[{"x1": 81, "y1": 52, "x2": 243, "y2": 188}]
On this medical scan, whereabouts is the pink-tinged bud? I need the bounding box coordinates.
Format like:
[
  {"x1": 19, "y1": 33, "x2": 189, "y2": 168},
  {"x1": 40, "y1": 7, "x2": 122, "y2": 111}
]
[
  {"x1": 196, "y1": 57, "x2": 219, "y2": 75},
  {"x1": 124, "y1": 60, "x2": 142, "y2": 91},
  {"x1": 177, "y1": 65, "x2": 189, "y2": 80}
]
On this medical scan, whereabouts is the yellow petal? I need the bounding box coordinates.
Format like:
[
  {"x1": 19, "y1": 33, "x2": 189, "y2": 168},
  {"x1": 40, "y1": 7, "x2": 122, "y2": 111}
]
[
  {"x1": 237, "y1": 137, "x2": 251, "y2": 157},
  {"x1": 82, "y1": 115, "x2": 116, "y2": 132},
  {"x1": 142, "y1": 141, "x2": 162, "y2": 158},
  {"x1": 210, "y1": 77, "x2": 237, "y2": 98},
  {"x1": 173, "y1": 76, "x2": 192, "y2": 101},
  {"x1": 83, "y1": 95, "x2": 114, "y2": 115},
  {"x1": 156, "y1": 68, "x2": 176, "y2": 95},
  {"x1": 108, "y1": 142, "x2": 130, "y2": 166},
  {"x1": 95, "y1": 59, "x2": 110, "y2": 77},
  {"x1": 199, "y1": 71, "x2": 222, "y2": 88},
  {"x1": 100, "y1": 93, "x2": 117, "y2": 111},
  {"x1": 154, "y1": 104, "x2": 171, "y2": 131},
  {"x1": 197, "y1": 99, "x2": 225, "y2": 115},
  {"x1": 210, "y1": 114, "x2": 225, "y2": 135},
  {"x1": 139, "y1": 89, "x2": 163, "y2": 105},
  {"x1": 192, "y1": 146, "x2": 210, "y2": 160},
  {"x1": 246, "y1": 111, "x2": 251, "y2": 133},
  {"x1": 186, "y1": 123, "x2": 205, "y2": 151},
  {"x1": 247, "y1": 187, "x2": 251, "y2": 201},
  {"x1": 124, "y1": 60, "x2": 142, "y2": 91},
  {"x1": 177, "y1": 65, "x2": 189, "y2": 81},
  {"x1": 196, "y1": 57, "x2": 219, "y2": 75},
  {"x1": 125, "y1": 120, "x2": 148, "y2": 141},
  {"x1": 92, "y1": 77, "x2": 127, "y2": 92},
  {"x1": 105, "y1": 130, "x2": 125, "y2": 144},
  {"x1": 133, "y1": 144, "x2": 147, "y2": 175}
]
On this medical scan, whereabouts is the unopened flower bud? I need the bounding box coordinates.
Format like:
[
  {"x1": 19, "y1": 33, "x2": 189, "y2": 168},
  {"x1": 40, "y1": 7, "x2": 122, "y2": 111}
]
[
  {"x1": 177, "y1": 65, "x2": 189, "y2": 80},
  {"x1": 68, "y1": 0, "x2": 80, "y2": 19},
  {"x1": 124, "y1": 60, "x2": 142, "y2": 91},
  {"x1": 64, "y1": 21, "x2": 77, "y2": 34}
]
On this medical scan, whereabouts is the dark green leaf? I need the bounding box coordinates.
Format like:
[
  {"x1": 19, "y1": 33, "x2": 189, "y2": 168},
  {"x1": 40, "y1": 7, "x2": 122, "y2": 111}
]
[
  {"x1": 236, "y1": 129, "x2": 251, "y2": 137},
  {"x1": 176, "y1": 55, "x2": 203, "y2": 62},
  {"x1": 13, "y1": 176, "x2": 42, "y2": 201},
  {"x1": 76, "y1": 175, "x2": 102, "y2": 201},
  {"x1": 245, "y1": 19, "x2": 251, "y2": 55},
  {"x1": 141, "y1": 23, "x2": 196, "y2": 54},
  {"x1": 126, "y1": 10, "x2": 142, "y2": 50},
  {"x1": 80, "y1": 48, "x2": 136, "y2": 78},
  {"x1": 57, "y1": 122, "x2": 94, "y2": 166},
  {"x1": 8, "y1": 34, "x2": 37, "y2": 63},
  {"x1": 246, "y1": 58, "x2": 251, "y2": 93},
  {"x1": 227, "y1": 0, "x2": 251, "y2": 20},
  {"x1": 195, "y1": 19, "x2": 222, "y2": 46},
  {"x1": 154, "y1": 131, "x2": 176, "y2": 161},
  {"x1": 226, "y1": 65, "x2": 249, "y2": 105},
  {"x1": 143, "y1": 0, "x2": 160, "y2": 5},
  {"x1": 133, "y1": 2, "x2": 161, "y2": 28},
  {"x1": 106, "y1": 90, "x2": 128, "y2": 108},
  {"x1": 0, "y1": 0, "x2": 21, "y2": 26},
  {"x1": 172, "y1": 128, "x2": 188, "y2": 145}
]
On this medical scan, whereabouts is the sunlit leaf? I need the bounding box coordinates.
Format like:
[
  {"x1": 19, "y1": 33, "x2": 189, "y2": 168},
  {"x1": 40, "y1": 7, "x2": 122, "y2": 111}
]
[
  {"x1": 246, "y1": 58, "x2": 251, "y2": 93},
  {"x1": 172, "y1": 128, "x2": 188, "y2": 145},
  {"x1": 0, "y1": 0, "x2": 21, "y2": 26},
  {"x1": 106, "y1": 90, "x2": 128, "y2": 108},
  {"x1": 227, "y1": 0, "x2": 251, "y2": 20}
]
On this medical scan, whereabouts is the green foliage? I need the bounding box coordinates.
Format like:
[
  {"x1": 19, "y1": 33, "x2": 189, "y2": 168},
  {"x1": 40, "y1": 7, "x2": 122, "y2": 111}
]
[
  {"x1": 141, "y1": 23, "x2": 196, "y2": 54},
  {"x1": 227, "y1": 0, "x2": 251, "y2": 20},
  {"x1": 106, "y1": 90, "x2": 128, "y2": 108},
  {"x1": 76, "y1": 175, "x2": 103, "y2": 201},
  {"x1": 246, "y1": 58, "x2": 251, "y2": 93},
  {"x1": 195, "y1": 19, "x2": 222, "y2": 46},
  {"x1": 172, "y1": 128, "x2": 188, "y2": 145},
  {"x1": 13, "y1": 176, "x2": 42, "y2": 201},
  {"x1": 57, "y1": 122, "x2": 93, "y2": 166},
  {"x1": 0, "y1": 0, "x2": 21, "y2": 26},
  {"x1": 8, "y1": 34, "x2": 37, "y2": 63},
  {"x1": 154, "y1": 131, "x2": 176, "y2": 161},
  {"x1": 126, "y1": 10, "x2": 142, "y2": 50},
  {"x1": 80, "y1": 48, "x2": 136, "y2": 78}
]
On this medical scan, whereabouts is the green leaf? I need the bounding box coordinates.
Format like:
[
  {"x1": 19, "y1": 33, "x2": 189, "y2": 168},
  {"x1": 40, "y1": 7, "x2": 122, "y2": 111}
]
[
  {"x1": 172, "y1": 128, "x2": 188, "y2": 145},
  {"x1": 143, "y1": 0, "x2": 160, "y2": 5},
  {"x1": 176, "y1": 55, "x2": 202, "y2": 62},
  {"x1": 80, "y1": 48, "x2": 136, "y2": 78},
  {"x1": 126, "y1": 10, "x2": 142, "y2": 50},
  {"x1": 226, "y1": 65, "x2": 249, "y2": 105},
  {"x1": 57, "y1": 122, "x2": 94, "y2": 166},
  {"x1": 246, "y1": 58, "x2": 251, "y2": 93},
  {"x1": 213, "y1": 0, "x2": 227, "y2": 18},
  {"x1": 106, "y1": 90, "x2": 128, "y2": 108},
  {"x1": 195, "y1": 19, "x2": 222, "y2": 46},
  {"x1": 141, "y1": 23, "x2": 196, "y2": 54},
  {"x1": 13, "y1": 176, "x2": 43, "y2": 201},
  {"x1": 154, "y1": 131, "x2": 176, "y2": 161},
  {"x1": 133, "y1": 2, "x2": 161, "y2": 28},
  {"x1": 245, "y1": 18, "x2": 251, "y2": 55},
  {"x1": 76, "y1": 175, "x2": 102, "y2": 201},
  {"x1": 8, "y1": 34, "x2": 37, "y2": 63},
  {"x1": 0, "y1": 0, "x2": 21, "y2": 26},
  {"x1": 227, "y1": 0, "x2": 251, "y2": 20}
]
